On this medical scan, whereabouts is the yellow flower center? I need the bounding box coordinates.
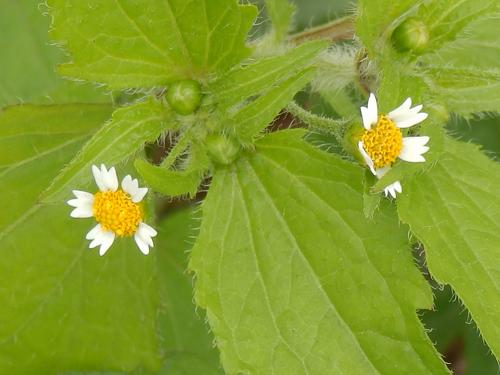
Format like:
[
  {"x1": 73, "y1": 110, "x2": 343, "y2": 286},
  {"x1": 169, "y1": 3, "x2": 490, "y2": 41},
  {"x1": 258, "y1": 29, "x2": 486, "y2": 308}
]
[
  {"x1": 361, "y1": 115, "x2": 403, "y2": 169},
  {"x1": 93, "y1": 190, "x2": 143, "y2": 237}
]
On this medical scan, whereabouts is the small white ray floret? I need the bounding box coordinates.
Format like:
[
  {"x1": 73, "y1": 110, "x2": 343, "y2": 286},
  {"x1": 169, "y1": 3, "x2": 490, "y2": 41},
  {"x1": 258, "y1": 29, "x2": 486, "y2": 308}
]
[
  {"x1": 360, "y1": 93, "x2": 378, "y2": 129},
  {"x1": 92, "y1": 164, "x2": 118, "y2": 192},
  {"x1": 122, "y1": 175, "x2": 148, "y2": 203},
  {"x1": 86, "y1": 224, "x2": 116, "y2": 256},
  {"x1": 134, "y1": 222, "x2": 158, "y2": 255},
  {"x1": 67, "y1": 190, "x2": 94, "y2": 218}
]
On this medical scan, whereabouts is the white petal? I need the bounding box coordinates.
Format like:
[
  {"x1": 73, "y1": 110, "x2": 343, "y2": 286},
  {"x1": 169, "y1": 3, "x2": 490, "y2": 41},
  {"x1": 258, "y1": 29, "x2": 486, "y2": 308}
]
[
  {"x1": 383, "y1": 180, "x2": 402, "y2": 199},
  {"x1": 92, "y1": 165, "x2": 107, "y2": 191},
  {"x1": 138, "y1": 222, "x2": 158, "y2": 237},
  {"x1": 70, "y1": 202, "x2": 93, "y2": 218},
  {"x1": 395, "y1": 112, "x2": 428, "y2": 128},
  {"x1": 358, "y1": 141, "x2": 376, "y2": 175},
  {"x1": 121, "y1": 175, "x2": 136, "y2": 195},
  {"x1": 72, "y1": 190, "x2": 93, "y2": 201},
  {"x1": 360, "y1": 107, "x2": 372, "y2": 130},
  {"x1": 134, "y1": 235, "x2": 150, "y2": 255},
  {"x1": 99, "y1": 164, "x2": 118, "y2": 191},
  {"x1": 399, "y1": 137, "x2": 430, "y2": 162},
  {"x1": 131, "y1": 187, "x2": 148, "y2": 203},
  {"x1": 86, "y1": 224, "x2": 103, "y2": 240},
  {"x1": 403, "y1": 136, "x2": 430, "y2": 147},
  {"x1": 367, "y1": 93, "x2": 378, "y2": 125},
  {"x1": 67, "y1": 191, "x2": 94, "y2": 215},
  {"x1": 122, "y1": 175, "x2": 148, "y2": 202},
  {"x1": 98, "y1": 231, "x2": 115, "y2": 256},
  {"x1": 389, "y1": 105, "x2": 423, "y2": 123},
  {"x1": 134, "y1": 222, "x2": 157, "y2": 255},
  {"x1": 388, "y1": 98, "x2": 412, "y2": 119}
]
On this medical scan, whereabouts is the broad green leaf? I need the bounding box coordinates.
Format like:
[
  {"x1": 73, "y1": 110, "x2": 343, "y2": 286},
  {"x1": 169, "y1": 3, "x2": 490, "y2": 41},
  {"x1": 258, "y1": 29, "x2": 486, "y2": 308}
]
[
  {"x1": 420, "y1": 14, "x2": 500, "y2": 114},
  {"x1": 42, "y1": 99, "x2": 172, "y2": 202},
  {"x1": 398, "y1": 137, "x2": 500, "y2": 358},
  {"x1": 190, "y1": 129, "x2": 449, "y2": 375},
  {"x1": 48, "y1": 0, "x2": 257, "y2": 89},
  {"x1": 0, "y1": 105, "x2": 160, "y2": 374},
  {"x1": 154, "y1": 208, "x2": 223, "y2": 375},
  {"x1": 0, "y1": 0, "x2": 110, "y2": 107},
  {"x1": 232, "y1": 69, "x2": 316, "y2": 144},
  {"x1": 134, "y1": 159, "x2": 202, "y2": 198},
  {"x1": 208, "y1": 40, "x2": 327, "y2": 111},
  {"x1": 264, "y1": 0, "x2": 295, "y2": 42}
]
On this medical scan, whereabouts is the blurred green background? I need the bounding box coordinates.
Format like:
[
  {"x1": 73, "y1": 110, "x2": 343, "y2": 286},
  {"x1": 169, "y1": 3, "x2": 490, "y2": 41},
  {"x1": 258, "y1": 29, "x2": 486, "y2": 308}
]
[{"x1": 0, "y1": 1, "x2": 498, "y2": 374}]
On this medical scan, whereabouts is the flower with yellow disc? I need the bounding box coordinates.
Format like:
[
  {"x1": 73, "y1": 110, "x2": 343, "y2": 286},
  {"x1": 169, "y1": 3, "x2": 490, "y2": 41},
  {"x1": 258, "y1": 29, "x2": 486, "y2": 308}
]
[
  {"x1": 67, "y1": 164, "x2": 157, "y2": 256},
  {"x1": 358, "y1": 93, "x2": 430, "y2": 198}
]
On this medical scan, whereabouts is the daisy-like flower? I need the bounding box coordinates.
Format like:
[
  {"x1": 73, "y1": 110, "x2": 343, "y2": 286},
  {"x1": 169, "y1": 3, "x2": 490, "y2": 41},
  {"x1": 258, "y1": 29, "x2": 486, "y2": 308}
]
[
  {"x1": 358, "y1": 93, "x2": 430, "y2": 198},
  {"x1": 67, "y1": 164, "x2": 157, "y2": 256}
]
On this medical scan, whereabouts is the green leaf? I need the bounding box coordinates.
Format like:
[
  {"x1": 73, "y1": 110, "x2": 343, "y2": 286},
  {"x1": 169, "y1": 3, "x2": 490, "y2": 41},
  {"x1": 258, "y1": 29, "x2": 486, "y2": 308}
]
[
  {"x1": 209, "y1": 40, "x2": 327, "y2": 111},
  {"x1": 420, "y1": 14, "x2": 500, "y2": 115},
  {"x1": 190, "y1": 129, "x2": 449, "y2": 374},
  {"x1": 42, "y1": 99, "x2": 172, "y2": 202},
  {"x1": 154, "y1": 207, "x2": 223, "y2": 375},
  {"x1": 0, "y1": 104, "x2": 160, "y2": 374},
  {"x1": 264, "y1": 0, "x2": 295, "y2": 42},
  {"x1": 231, "y1": 69, "x2": 316, "y2": 144},
  {"x1": 398, "y1": 136, "x2": 500, "y2": 359},
  {"x1": 134, "y1": 159, "x2": 202, "y2": 198},
  {"x1": 0, "y1": 0, "x2": 110, "y2": 107},
  {"x1": 48, "y1": 0, "x2": 257, "y2": 89}
]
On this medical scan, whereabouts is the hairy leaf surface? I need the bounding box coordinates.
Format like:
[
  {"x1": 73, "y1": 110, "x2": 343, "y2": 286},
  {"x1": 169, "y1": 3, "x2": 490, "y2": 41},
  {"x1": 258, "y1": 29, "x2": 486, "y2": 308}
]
[
  {"x1": 209, "y1": 41, "x2": 327, "y2": 111},
  {"x1": 398, "y1": 137, "x2": 500, "y2": 358},
  {"x1": 190, "y1": 130, "x2": 449, "y2": 375},
  {"x1": 48, "y1": 0, "x2": 257, "y2": 89},
  {"x1": 42, "y1": 100, "x2": 172, "y2": 202}
]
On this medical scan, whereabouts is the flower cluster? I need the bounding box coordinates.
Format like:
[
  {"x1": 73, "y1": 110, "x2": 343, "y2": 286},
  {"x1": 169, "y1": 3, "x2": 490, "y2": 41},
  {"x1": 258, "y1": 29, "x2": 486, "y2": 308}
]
[
  {"x1": 358, "y1": 94, "x2": 430, "y2": 197},
  {"x1": 68, "y1": 165, "x2": 157, "y2": 256}
]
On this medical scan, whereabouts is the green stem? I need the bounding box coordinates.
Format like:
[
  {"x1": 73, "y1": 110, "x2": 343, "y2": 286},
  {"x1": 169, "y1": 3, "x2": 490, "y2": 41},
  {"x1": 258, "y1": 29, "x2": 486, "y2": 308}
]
[
  {"x1": 289, "y1": 16, "x2": 355, "y2": 45},
  {"x1": 160, "y1": 132, "x2": 191, "y2": 169},
  {"x1": 286, "y1": 101, "x2": 347, "y2": 142}
]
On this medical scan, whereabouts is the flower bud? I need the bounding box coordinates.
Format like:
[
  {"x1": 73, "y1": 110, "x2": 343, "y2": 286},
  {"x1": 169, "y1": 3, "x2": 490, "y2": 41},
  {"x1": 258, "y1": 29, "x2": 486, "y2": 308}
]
[
  {"x1": 392, "y1": 18, "x2": 429, "y2": 54},
  {"x1": 206, "y1": 134, "x2": 241, "y2": 165},
  {"x1": 166, "y1": 80, "x2": 202, "y2": 115}
]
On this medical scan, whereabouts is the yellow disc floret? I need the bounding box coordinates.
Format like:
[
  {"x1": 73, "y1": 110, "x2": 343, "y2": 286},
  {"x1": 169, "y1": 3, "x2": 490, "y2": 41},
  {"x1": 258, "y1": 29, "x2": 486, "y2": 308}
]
[
  {"x1": 93, "y1": 190, "x2": 142, "y2": 237},
  {"x1": 361, "y1": 115, "x2": 403, "y2": 169}
]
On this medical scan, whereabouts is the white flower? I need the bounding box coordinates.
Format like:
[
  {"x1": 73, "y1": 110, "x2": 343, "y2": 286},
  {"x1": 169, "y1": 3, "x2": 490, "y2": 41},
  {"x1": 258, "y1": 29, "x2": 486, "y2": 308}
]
[
  {"x1": 67, "y1": 164, "x2": 157, "y2": 256},
  {"x1": 358, "y1": 93, "x2": 430, "y2": 197}
]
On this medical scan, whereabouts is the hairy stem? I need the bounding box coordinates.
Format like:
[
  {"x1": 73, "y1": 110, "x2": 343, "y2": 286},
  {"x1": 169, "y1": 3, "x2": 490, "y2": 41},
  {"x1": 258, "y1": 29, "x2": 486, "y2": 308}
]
[
  {"x1": 286, "y1": 101, "x2": 347, "y2": 142},
  {"x1": 160, "y1": 132, "x2": 190, "y2": 169}
]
